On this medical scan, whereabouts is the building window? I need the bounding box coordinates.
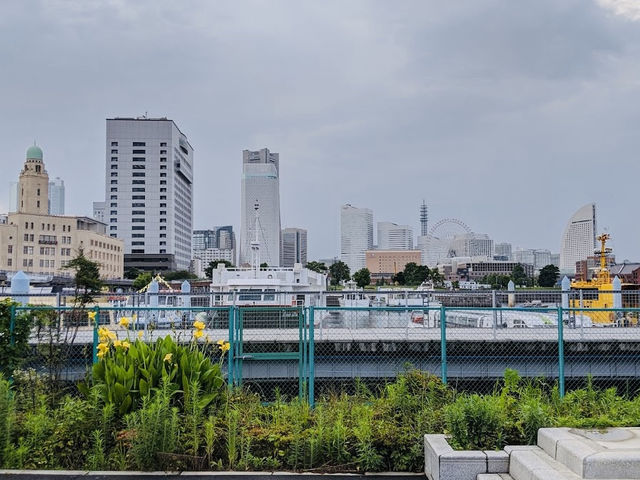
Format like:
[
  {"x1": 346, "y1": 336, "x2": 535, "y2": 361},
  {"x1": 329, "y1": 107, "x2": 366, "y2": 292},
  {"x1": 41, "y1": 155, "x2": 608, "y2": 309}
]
[
  {"x1": 111, "y1": 157, "x2": 118, "y2": 161},
  {"x1": 132, "y1": 233, "x2": 145, "y2": 238},
  {"x1": 111, "y1": 172, "x2": 118, "y2": 177},
  {"x1": 160, "y1": 142, "x2": 167, "y2": 146},
  {"x1": 132, "y1": 210, "x2": 145, "y2": 215},
  {"x1": 132, "y1": 195, "x2": 145, "y2": 200},
  {"x1": 132, "y1": 241, "x2": 144, "y2": 246},
  {"x1": 160, "y1": 249, "x2": 166, "y2": 254},
  {"x1": 160, "y1": 241, "x2": 166, "y2": 246},
  {"x1": 110, "y1": 203, "x2": 117, "y2": 207},
  {"x1": 133, "y1": 142, "x2": 146, "y2": 146},
  {"x1": 132, "y1": 180, "x2": 145, "y2": 184},
  {"x1": 132, "y1": 172, "x2": 145, "y2": 177},
  {"x1": 132, "y1": 157, "x2": 145, "y2": 162},
  {"x1": 132, "y1": 149, "x2": 146, "y2": 154},
  {"x1": 110, "y1": 195, "x2": 117, "y2": 199},
  {"x1": 132, "y1": 218, "x2": 145, "y2": 223},
  {"x1": 132, "y1": 249, "x2": 145, "y2": 254},
  {"x1": 110, "y1": 226, "x2": 117, "y2": 230},
  {"x1": 132, "y1": 203, "x2": 145, "y2": 207},
  {"x1": 132, "y1": 164, "x2": 145, "y2": 169},
  {"x1": 23, "y1": 234, "x2": 28, "y2": 241},
  {"x1": 160, "y1": 226, "x2": 166, "y2": 231},
  {"x1": 132, "y1": 188, "x2": 145, "y2": 192},
  {"x1": 111, "y1": 141, "x2": 118, "y2": 146},
  {"x1": 110, "y1": 210, "x2": 117, "y2": 215},
  {"x1": 7, "y1": 259, "x2": 11, "y2": 267},
  {"x1": 160, "y1": 150, "x2": 167, "y2": 154},
  {"x1": 111, "y1": 187, "x2": 118, "y2": 192},
  {"x1": 160, "y1": 180, "x2": 166, "y2": 185},
  {"x1": 111, "y1": 164, "x2": 118, "y2": 169},
  {"x1": 159, "y1": 218, "x2": 166, "y2": 223},
  {"x1": 7, "y1": 245, "x2": 12, "y2": 253},
  {"x1": 160, "y1": 211, "x2": 166, "y2": 215},
  {"x1": 160, "y1": 157, "x2": 167, "y2": 162},
  {"x1": 159, "y1": 234, "x2": 166, "y2": 238},
  {"x1": 160, "y1": 165, "x2": 167, "y2": 170},
  {"x1": 110, "y1": 218, "x2": 116, "y2": 222},
  {"x1": 110, "y1": 180, "x2": 117, "y2": 184},
  {"x1": 160, "y1": 173, "x2": 167, "y2": 178},
  {"x1": 132, "y1": 226, "x2": 145, "y2": 231},
  {"x1": 111, "y1": 149, "x2": 118, "y2": 154}
]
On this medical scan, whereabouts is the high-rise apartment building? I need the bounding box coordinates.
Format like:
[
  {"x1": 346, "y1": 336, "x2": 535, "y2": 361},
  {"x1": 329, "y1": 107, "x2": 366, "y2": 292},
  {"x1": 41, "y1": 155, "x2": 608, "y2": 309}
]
[
  {"x1": 377, "y1": 222, "x2": 413, "y2": 250},
  {"x1": 48, "y1": 177, "x2": 65, "y2": 215},
  {"x1": 281, "y1": 228, "x2": 307, "y2": 267},
  {"x1": 340, "y1": 204, "x2": 373, "y2": 274},
  {"x1": 0, "y1": 145, "x2": 123, "y2": 278},
  {"x1": 560, "y1": 203, "x2": 597, "y2": 274},
  {"x1": 449, "y1": 233, "x2": 493, "y2": 258},
  {"x1": 100, "y1": 117, "x2": 194, "y2": 272},
  {"x1": 192, "y1": 226, "x2": 236, "y2": 269},
  {"x1": 239, "y1": 148, "x2": 281, "y2": 267},
  {"x1": 494, "y1": 242, "x2": 512, "y2": 261}
]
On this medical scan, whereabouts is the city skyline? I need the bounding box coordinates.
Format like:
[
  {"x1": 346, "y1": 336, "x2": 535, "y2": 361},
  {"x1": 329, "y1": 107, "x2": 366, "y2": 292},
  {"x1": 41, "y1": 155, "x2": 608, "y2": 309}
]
[{"x1": 1, "y1": 2, "x2": 639, "y2": 262}]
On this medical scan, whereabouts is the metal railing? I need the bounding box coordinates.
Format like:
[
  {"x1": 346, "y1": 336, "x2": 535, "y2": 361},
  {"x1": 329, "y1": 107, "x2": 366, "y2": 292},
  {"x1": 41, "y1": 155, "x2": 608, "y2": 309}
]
[{"x1": 6, "y1": 303, "x2": 640, "y2": 403}]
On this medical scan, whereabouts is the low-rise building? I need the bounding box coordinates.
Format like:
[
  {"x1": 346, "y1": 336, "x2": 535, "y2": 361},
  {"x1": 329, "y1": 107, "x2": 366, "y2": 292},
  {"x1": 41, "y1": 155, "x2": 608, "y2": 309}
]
[
  {"x1": 0, "y1": 145, "x2": 123, "y2": 279},
  {"x1": 365, "y1": 249, "x2": 421, "y2": 280}
]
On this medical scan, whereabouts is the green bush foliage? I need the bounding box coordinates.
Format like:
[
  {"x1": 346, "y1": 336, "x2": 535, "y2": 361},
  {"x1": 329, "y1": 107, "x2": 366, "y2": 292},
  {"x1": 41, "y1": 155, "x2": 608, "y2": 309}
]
[{"x1": 3, "y1": 364, "x2": 640, "y2": 472}]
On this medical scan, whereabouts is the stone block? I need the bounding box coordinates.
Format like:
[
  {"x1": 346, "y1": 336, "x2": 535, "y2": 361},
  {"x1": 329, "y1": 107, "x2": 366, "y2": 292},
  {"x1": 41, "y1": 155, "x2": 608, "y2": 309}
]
[
  {"x1": 537, "y1": 428, "x2": 574, "y2": 459},
  {"x1": 484, "y1": 450, "x2": 509, "y2": 473},
  {"x1": 555, "y1": 439, "x2": 600, "y2": 477},
  {"x1": 583, "y1": 450, "x2": 640, "y2": 479},
  {"x1": 439, "y1": 450, "x2": 487, "y2": 480}
]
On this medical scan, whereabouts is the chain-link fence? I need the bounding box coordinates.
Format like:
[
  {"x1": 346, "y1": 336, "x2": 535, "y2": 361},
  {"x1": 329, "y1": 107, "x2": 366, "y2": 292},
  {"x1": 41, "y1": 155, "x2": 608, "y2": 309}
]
[{"x1": 5, "y1": 290, "x2": 640, "y2": 403}]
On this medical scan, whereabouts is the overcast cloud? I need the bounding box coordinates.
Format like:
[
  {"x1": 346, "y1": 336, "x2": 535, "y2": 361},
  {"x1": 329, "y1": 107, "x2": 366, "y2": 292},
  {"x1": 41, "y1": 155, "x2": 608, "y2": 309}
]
[{"x1": 1, "y1": 0, "x2": 639, "y2": 261}]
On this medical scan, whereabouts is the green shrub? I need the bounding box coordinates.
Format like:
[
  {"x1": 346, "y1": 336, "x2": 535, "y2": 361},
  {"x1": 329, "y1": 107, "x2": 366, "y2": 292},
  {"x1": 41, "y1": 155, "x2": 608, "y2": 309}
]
[
  {"x1": 87, "y1": 334, "x2": 226, "y2": 415},
  {"x1": 445, "y1": 394, "x2": 505, "y2": 450},
  {"x1": 0, "y1": 299, "x2": 34, "y2": 377},
  {"x1": 0, "y1": 375, "x2": 13, "y2": 467}
]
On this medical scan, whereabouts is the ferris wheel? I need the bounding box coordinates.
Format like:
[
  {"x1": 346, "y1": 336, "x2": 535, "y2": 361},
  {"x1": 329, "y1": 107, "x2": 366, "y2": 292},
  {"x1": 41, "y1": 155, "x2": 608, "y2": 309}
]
[{"x1": 422, "y1": 218, "x2": 472, "y2": 267}]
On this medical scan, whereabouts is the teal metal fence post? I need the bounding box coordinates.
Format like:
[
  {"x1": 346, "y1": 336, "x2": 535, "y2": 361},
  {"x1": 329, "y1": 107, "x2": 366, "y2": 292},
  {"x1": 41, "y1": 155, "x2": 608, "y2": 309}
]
[
  {"x1": 309, "y1": 306, "x2": 315, "y2": 408},
  {"x1": 298, "y1": 307, "x2": 304, "y2": 400},
  {"x1": 228, "y1": 306, "x2": 235, "y2": 389},
  {"x1": 9, "y1": 304, "x2": 16, "y2": 347},
  {"x1": 440, "y1": 305, "x2": 447, "y2": 385},
  {"x1": 557, "y1": 306, "x2": 565, "y2": 397},
  {"x1": 92, "y1": 306, "x2": 100, "y2": 364}
]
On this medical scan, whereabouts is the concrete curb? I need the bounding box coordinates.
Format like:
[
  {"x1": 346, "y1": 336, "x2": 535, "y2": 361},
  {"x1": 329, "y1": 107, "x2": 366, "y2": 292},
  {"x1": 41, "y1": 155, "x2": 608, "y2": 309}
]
[{"x1": 0, "y1": 472, "x2": 425, "y2": 480}]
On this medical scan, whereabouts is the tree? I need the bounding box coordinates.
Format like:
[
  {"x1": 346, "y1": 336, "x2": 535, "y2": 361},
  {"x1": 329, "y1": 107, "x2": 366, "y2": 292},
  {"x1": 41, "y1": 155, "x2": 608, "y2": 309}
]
[
  {"x1": 132, "y1": 272, "x2": 153, "y2": 291},
  {"x1": 124, "y1": 267, "x2": 142, "y2": 280},
  {"x1": 63, "y1": 248, "x2": 103, "y2": 306},
  {"x1": 204, "y1": 260, "x2": 235, "y2": 278},
  {"x1": 392, "y1": 270, "x2": 406, "y2": 285},
  {"x1": 430, "y1": 267, "x2": 445, "y2": 287},
  {"x1": 403, "y1": 262, "x2": 430, "y2": 285},
  {"x1": 163, "y1": 270, "x2": 198, "y2": 281},
  {"x1": 538, "y1": 264, "x2": 560, "y2": 287},
  {"x1": 305, "y1": 261, "x2": 328, "y2": 273},
  {"x1": 329, "y1": 261, "x2": 350, "y2": 286},
  {"x1": 481, "y1": 274, "x2": 511, "y2": 289},
  {"x1": 353, "y1": 268, "x2": 371, "y2": 288},
  {"x1": 511, "y1": 263, "x2": 530, "y2": 287}
]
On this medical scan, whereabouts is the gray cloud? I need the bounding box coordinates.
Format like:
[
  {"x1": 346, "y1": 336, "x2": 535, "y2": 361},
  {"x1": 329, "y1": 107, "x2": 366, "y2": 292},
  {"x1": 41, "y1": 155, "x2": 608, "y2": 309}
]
[{"x1": 1, "y1": 0, "x2": 639, "y2": 261}]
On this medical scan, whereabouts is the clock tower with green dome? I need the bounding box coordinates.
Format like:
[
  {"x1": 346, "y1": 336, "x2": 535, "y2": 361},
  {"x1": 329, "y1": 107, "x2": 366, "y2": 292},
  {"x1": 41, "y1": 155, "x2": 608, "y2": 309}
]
[{"x1": 18, "y1": 143, "x2": 49, "y2": 215}]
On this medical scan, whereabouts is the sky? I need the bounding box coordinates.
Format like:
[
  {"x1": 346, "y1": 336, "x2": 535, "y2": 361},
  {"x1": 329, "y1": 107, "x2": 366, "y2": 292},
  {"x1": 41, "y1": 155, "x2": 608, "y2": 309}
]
[{"x1": 1, "y1": 0, "x2": 640, "y2": 261}]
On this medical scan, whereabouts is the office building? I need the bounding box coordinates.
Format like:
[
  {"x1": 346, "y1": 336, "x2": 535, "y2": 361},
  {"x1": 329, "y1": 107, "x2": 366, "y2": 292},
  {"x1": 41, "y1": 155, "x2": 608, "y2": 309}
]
[
  {"x1": 0, "y1": 145, "x2": 123, "y2": 278},
  {"x1": 48, "y1": 177, "x2": 65, "y2": 215},
  {"x1": 377, "y1": 222, "x2": 413, "y2": 250},
  {"x1": 494, "y1": 242, "x2": 512, "y2": 261},
  {"x1": 365, "y1": 249, "x2": 421, "y2": 281},
  {"x1": 340, "y1": 204, "x2": 373, "y2": 273},
  {"x1": 99, "y1": 117, "x2": 194, "y2": 272},
  {"x1": 239, "y1": 148, "x2": 281, "y2": 267},
  {"x1": 192, "y1": 227, "x2": 236, "y2": 270},
  {"x1": 559, "y1": 203, "x2": 597, "y2": 274},
  {"x1": 281, "y1": 228, "x2": 307, "y2": 268},
  {"x1": 449, "y1": 233, "x2": 493, "y2": 258}
]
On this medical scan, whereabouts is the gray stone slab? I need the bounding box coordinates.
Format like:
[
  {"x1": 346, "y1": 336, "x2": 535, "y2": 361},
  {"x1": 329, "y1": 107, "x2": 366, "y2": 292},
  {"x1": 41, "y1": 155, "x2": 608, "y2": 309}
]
[
  {"x1": 439, "y1": 450, "x2": 486, "y2": 480},
  {"x1": 484, "y1": 450, "x2": 509, "y2": 474},
  {"x1": 537, "y1": 428, "x2": 574, "y2": 459},
  {"x1": 509, "y1": 448, "x2": 580, "y2": 480},
  {"x1": 555, "y1": 438, "x2": 602, "y2": 476},
  {"x1": 424, "y1": 434, "x2": 453, "y2": 480},
  {"x1": 477, "y1": 475, "x2": 504, "y2": 480},
  {"x1": 583, "y1": 451, "x2": 640, "y2": 479}
]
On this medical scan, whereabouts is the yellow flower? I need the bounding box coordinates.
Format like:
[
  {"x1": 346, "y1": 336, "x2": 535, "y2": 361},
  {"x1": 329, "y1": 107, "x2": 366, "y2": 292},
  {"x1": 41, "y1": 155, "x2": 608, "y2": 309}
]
[
  {"x1": 220, "y1": 342, "x2": 230, "y2": 352},
  {"x1": 98, "y1": 327, "x2": 113, "y2": 343},
  {"x1": 137, "y1": 330, "x2": 144, "y2": 339},
  {"x1": 132, "y1": 313, "x2": 138, "y2": 321},
  {"x1": 97, "y1": 342, "x2": 109, "y2": 358},
  {"x1": 193, "y1": 329, "x2": 204, "y2": 340},
  {"x1": 113, "y1": 340, "x2": 123, "y2": 348},
  {"x1": 118, "y1": 316, "x2": 130, "y2": 329},
  {"x1": 88, "y1": 311, "x2": 97, "y2": 321},
  {"x1": 193, "y1": 320, "x2": 205, "y2": 330},
  {"x1": 164, "y1": 353, "x2": 173, "y2": 363},
  {"x1": 121, "y1": 341, "x2": 131, "y2": 350},
  {"x1": 217, "y1": 339, "x2": 225, "y2": 346}
]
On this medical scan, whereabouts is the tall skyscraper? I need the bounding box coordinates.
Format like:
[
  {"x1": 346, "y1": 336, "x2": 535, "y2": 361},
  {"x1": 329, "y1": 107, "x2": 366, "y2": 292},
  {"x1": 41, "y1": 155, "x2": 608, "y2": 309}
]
[
  {"x1": 449, "y1": 233, "x2": 493, "y2": 258},
  {"x1": 340, "y1": 204, "x2": 373, "y2": 274},
  {"x1": 239, "y1": 148, "x2": 281, "y2": 267},
  {"x1": 48, "y1": 177, "x2": 65, "y2": 215},
  {"x1": 377, "y1": 222, "x2": 413, "y2": 250},
  {"x1": 281, "y1": 228, "x2": 307, "y2": 267},
  {"x1": 101, "y1": 117, "x2": 194, "y2": 272},
  {"x1": 494, "y1": 242, "x2": 512, "y2": 261},
  {"x1": 560, "y1": 203, "x2": 597, "y2": 274}
]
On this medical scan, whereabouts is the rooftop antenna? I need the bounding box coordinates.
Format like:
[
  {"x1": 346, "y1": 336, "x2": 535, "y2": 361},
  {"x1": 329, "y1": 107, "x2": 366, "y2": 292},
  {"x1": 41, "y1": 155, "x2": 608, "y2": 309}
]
[
  {"x1": 420, "y1": 200, "x2": 428, "y2": 236},
  {"x1": 250, "y1": 201, "x2": 261, "y2": 277}
]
